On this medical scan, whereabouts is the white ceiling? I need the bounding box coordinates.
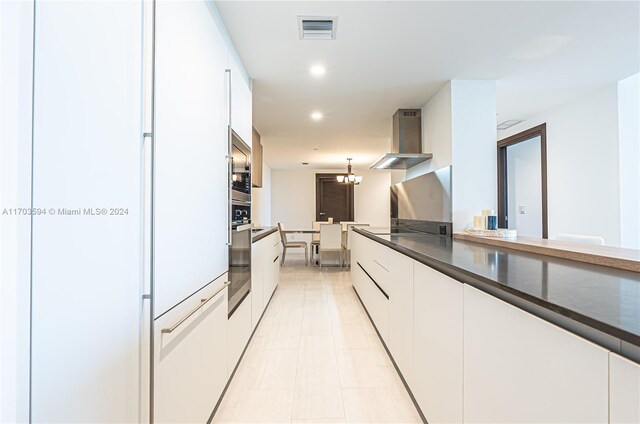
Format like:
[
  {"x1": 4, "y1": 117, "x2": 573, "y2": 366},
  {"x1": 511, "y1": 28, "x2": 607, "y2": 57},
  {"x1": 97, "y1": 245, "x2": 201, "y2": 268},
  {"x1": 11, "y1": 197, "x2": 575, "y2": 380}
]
[{"x1": 216, "y1": 1, "x2": 639, "y2": 170}]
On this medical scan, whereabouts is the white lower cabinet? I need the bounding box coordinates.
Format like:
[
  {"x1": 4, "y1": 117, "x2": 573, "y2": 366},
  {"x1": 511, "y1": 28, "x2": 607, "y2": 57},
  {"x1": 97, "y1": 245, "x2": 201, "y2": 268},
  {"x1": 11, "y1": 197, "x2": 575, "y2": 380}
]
[
  {"x1": 154, "y1": 276, "x2": 229, "y2": 423},
  {"x1": 609, "y1": 352, "x2": 640, "y2": 423},
  {"x1": 387, "y1": 250, "x2": 414, "y2": 386},
  {"x1": 251, "y1": 237, "x2": 265, "y2": 330},
  {"x1": 252, "y1": 232, "x2": 281, "y2": 329},
  {"x1": 228, "y1": 293, "x2": 252, "y2": 377},
  {"x1": 463, "y1": 284, "x2": 609, "y2": 423},
  {"x1": 412, "y1": 262, "x2": 463, "y2": 424},
  {"x1": 264, "y1": 233, "x2": 280, "y2": 307}
]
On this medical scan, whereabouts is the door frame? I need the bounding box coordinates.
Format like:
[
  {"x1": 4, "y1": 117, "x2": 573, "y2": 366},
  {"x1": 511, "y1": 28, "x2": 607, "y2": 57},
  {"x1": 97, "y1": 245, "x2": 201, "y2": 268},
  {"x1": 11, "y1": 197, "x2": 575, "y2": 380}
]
[
  {"x1": 315, "y1": 173, "x2": 354, "y2": 222},
  {"x1": 497, "y1": 123, "x2": 548, "y2": 238}
]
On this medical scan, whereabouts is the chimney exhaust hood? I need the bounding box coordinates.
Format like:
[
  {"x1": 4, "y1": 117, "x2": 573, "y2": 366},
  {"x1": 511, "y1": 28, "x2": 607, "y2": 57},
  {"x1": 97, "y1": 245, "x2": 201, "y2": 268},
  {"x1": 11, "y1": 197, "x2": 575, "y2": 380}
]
[{"x1": 370, "y1": 109, "x2": 432, "y2": 169}]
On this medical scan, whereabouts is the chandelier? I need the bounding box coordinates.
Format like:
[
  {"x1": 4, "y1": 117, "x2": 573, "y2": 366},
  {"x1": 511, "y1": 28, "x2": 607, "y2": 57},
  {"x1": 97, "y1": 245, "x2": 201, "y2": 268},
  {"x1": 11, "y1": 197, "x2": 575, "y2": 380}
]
[{"x1": 336, "y1": 158, "x2": 363, "y2": 185}]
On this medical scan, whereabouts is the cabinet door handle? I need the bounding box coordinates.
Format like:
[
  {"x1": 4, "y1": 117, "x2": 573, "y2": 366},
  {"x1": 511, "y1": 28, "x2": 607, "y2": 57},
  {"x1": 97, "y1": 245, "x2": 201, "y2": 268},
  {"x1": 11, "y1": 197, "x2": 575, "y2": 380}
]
[
  {"x1": 226, "y1": 68, "x2": 232, "y2": 246},
  {"x1": 226, "y1": 69, "x2": 233, "y2": 246},
  {"x1": 161, "y1": 281, "x2": 229, "y2": 334},
  {"x1": 273, "y1": 256, "x2": 279, "y2": 263}
]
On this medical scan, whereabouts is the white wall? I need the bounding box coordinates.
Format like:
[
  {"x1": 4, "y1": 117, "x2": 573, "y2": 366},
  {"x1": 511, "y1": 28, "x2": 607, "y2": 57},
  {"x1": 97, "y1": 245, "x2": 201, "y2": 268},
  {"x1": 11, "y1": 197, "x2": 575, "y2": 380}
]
[
  {"x1": 618, "y1": 73, "x2": 640, "y2": 250},
  {"x1": 252, "y1": 163, "x2": 272, "y2": 227},
  {"x1": 507, "y1": 136, "x2": 543, "y2": 237},
  {"x1": 499, "y1": 84, "x2": 622, "y2": 246},
  {"x1": 0, "y1": 2, "x2": 33, "y2": 421},
  {"x1": 450, "y1": 80, "x2": 497, "y2": 232},
  {"x1": 406, "y1": 80, "x2": 497, "y2": 232},
  {"x1": 406, "y1": 82, "x2": 452, "y2": 180},
  {"x1": 271, "y1": 168, "x2": 391, "y2": 246}
]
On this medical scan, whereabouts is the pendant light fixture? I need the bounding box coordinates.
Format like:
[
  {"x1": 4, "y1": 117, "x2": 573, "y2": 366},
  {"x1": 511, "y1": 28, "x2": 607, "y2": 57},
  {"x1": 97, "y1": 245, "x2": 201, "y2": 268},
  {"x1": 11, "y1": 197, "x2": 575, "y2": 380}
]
[{"x1": 336, "y1": 158, "x2": 363, "y2": 185}]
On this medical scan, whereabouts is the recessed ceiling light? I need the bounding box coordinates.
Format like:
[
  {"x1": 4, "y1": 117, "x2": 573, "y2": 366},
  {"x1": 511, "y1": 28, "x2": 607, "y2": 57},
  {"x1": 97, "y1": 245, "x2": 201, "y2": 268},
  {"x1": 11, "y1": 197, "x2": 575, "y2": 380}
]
[
  {"x1": 310, "y1": 65, "x2": 326, "y2": 77},
  {"x1": 311, "y1": 112, "x2": 323, "y2": 121}
]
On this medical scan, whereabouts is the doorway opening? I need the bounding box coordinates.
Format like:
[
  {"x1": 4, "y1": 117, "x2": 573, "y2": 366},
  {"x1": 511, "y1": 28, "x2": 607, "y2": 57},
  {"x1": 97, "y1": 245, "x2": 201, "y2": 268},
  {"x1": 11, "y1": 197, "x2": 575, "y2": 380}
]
[
  {"x1": 315, "y1": 173, "x2": 354, "y2": 222},
  {"x1": 497, "y1": 124, "x2": 548, "y2": 238}
]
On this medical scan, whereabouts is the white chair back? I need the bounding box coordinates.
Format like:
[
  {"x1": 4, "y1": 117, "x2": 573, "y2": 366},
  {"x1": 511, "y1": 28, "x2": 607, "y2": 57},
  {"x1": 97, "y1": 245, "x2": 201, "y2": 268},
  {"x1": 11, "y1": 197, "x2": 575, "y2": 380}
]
[
  {"x1": 347, "y1": 224, "x2": 369, "y2": 249},
  {"x1": 320, "y1": 224, "x2": 342, "y2": 250},
  {"x1": 555, "y1": 233, "x2": 605, "y2": 246}
]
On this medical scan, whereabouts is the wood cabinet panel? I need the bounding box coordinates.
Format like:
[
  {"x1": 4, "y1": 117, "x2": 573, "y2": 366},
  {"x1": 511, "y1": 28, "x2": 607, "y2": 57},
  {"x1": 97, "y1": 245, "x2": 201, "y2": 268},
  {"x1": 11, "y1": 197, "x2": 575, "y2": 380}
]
[{"x1": 252, "y1": 127, "x2": 263, "y2": 188}]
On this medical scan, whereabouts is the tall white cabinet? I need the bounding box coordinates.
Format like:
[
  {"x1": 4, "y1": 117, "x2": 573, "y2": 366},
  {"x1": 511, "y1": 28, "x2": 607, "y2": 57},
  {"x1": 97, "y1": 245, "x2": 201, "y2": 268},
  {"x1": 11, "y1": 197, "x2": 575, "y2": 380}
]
[
  {"x1": 229, "y1": 53, "x2": 253, "y2": 146},
  {"x1": 30, "y1": 2, "x2": 143, "y2": 421},
  {"x1": 28, "y1": 0, "x2": 253, "y2": 422},
  {"x1": 154, "y1": 0, "x2": 230, "y2": 317}
]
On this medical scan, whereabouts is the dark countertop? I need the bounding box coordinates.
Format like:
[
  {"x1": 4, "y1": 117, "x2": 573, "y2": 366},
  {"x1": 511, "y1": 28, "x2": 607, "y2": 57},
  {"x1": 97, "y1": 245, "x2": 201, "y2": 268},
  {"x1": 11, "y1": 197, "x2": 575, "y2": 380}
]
[
  {"x1": 251, "y1": 226, "x2": 278, "y2": 243},
  {"x1": 354, "y1": 227, "x2": 640, "y2": 348}
]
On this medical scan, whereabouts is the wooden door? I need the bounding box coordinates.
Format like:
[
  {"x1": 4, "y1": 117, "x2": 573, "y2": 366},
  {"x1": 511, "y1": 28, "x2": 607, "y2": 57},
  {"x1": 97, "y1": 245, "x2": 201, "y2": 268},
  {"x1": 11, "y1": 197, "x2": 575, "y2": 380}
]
[{"x1": 316, "y1": 173, "x2": 354, "y2": 222}]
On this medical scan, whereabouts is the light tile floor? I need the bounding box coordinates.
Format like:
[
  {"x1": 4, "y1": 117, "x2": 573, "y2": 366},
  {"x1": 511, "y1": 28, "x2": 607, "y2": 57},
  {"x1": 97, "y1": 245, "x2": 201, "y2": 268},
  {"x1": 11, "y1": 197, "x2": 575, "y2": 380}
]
[{"x1": 214, "y1": 256, "x2": 422, "y2": 424}]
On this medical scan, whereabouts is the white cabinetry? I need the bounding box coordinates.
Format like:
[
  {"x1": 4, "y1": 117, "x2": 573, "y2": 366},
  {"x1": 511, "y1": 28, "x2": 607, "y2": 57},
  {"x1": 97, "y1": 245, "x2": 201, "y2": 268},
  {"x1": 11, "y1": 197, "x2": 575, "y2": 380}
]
[
  {"x1": 350, "y1": 233, "x2": 389, "y2": 342},
  {"x1": 609, "y1": 352, "x2": 640, "y2": 424},
  {"x1": 154, "y1": 0, "x2": 229, "y2": 317},
  {"x1": 251, "y1": 232, "x2": 281, "y2": 329},
  {"x1": 412, "y1": 262, "x2": 463, "y2": 424},
  {"x1": 154, "y1": 277, "x2": 228, "y2": 423},
  {"x1": 264, "y1": 233, "x2": 281, "y2": 306},
  {"x1": 463, "y1": 284, "x2": 609, "y2": 423},
  {"x1": 251, "y1": 237, "x2": 266, "y2": 330},
  {"x1": 387, "y1": 250, "x2": 414, "y2": 386},
  {"x1": 228, "y1": 293, "x2": 252, "y2": 377},
  {"x1": 30, "y1": 2, "x2": 142, "y2": 421},
  {"x1": 229, "y1": 53, "x2": 253, "y2": 146}
]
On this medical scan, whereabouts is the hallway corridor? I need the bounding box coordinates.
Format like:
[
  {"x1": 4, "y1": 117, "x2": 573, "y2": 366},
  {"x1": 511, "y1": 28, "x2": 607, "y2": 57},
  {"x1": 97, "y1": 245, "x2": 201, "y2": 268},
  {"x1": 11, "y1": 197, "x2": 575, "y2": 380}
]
[{"x1": 213, "y1": 257, "x2": 421, "y2": 423}]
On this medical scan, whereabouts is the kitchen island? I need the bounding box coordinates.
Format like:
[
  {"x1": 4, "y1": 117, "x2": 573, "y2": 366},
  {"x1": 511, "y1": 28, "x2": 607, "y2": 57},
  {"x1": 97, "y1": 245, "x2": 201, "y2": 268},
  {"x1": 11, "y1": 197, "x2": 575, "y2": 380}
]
[{"x1": 351, "y1": 226, "x2": 640, "y2": 424}]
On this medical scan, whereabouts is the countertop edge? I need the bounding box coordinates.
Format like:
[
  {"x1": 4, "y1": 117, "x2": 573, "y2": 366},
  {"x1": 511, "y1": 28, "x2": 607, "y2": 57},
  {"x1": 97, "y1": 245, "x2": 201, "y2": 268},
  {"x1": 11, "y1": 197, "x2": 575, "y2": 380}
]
[
  {"x1": 353, "y1": 228, "x2": 640, "y2": 349},
  {"x1": 252, "y1": 227, "x2": 278, "y2": 243}
]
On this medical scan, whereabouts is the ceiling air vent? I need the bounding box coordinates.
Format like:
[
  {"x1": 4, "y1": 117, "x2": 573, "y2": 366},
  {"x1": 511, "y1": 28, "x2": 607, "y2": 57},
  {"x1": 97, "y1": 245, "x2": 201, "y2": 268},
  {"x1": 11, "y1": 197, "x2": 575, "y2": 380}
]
[
  {"x1": 297, "y1": 16, "x2": 338, "y2": 40},
  {"x1": 497, "y1": 119, "x2": 525, "y2": 130}
]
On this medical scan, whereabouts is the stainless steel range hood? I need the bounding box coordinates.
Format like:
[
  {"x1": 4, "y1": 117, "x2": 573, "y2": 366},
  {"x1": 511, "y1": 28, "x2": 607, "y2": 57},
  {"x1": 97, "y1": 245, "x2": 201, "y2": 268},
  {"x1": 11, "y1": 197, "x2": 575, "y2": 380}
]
[{"x1": 370, "y1": 109, "x2": 432, "y2": 169}]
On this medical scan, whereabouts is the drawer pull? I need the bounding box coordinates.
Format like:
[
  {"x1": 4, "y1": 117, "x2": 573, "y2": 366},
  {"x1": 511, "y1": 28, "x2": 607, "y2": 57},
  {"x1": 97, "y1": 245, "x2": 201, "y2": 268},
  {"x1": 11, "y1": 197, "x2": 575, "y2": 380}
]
[
  {"x1": 161, "y1": 281, "x2": 230, "y2": 334},
  {"x1": 357, "y1": 262, "x2": 389, "y2": 300}
]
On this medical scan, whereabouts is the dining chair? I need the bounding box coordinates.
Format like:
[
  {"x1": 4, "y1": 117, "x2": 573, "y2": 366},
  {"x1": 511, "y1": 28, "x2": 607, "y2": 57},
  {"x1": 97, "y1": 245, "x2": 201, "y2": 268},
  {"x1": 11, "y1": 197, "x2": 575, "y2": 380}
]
[
  {"x1": 310, "y1": 221, "x2": 322, "y2": 264},
  {"x1": 319, "y1": 223, "x2": 343, "y2": 271},
  {"x1": 277, "y1": 223, "x2": 308, "y2": 266},
  {"x1": 344, "y1": 224, "x2": 370, "y2": 267}
]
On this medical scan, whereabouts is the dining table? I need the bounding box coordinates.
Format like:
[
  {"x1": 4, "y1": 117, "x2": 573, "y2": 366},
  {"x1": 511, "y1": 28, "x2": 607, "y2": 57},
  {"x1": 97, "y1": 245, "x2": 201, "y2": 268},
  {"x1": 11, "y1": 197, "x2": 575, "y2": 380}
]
[{"x1": 282, "y1": 228, "x2": 349, "y2": 267}]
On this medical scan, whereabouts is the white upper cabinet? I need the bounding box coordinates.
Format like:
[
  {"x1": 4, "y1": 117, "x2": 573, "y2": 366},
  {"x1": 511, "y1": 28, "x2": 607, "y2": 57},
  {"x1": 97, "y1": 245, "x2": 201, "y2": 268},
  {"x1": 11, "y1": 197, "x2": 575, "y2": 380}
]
[
  {"x1": 609, "y1": 352, "x2": 640, "y2": 424},
  {"x1": 229, "y1": 52, "x2": 253, "y2": 147},
  {"x1": 463, "y1": 284, "x2": 609, "y2": 423},
  {"x1": 154, "y1": 0, "x2": 230, "y2": 317},
  {"x1": 30, "y1": 1, "x2": 143, "y2": 422},
  {"x1": 412, "y1": 262, "x2": 463, "y2": 424}
]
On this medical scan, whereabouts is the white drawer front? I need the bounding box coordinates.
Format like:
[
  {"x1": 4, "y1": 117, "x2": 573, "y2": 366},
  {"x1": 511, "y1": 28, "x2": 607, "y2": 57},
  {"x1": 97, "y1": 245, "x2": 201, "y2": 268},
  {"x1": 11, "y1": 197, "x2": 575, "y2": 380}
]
[{"x1": 154, "y1": 275, "x2": 229, "y2": 423}]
